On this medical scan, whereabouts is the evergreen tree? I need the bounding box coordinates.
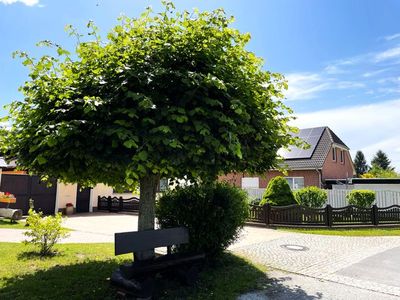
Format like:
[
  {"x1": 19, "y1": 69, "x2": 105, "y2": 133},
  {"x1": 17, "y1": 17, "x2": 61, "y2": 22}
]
[
  {"x1": 371, "y1": 150, "x2": 393, "y2": 170},
  {"x1": 354, "y1": 150, "x2": 369, "y2": 177}
]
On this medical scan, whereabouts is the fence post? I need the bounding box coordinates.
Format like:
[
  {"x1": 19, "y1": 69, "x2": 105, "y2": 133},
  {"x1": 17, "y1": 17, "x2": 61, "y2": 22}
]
[
  {"x1": 97, "y1": 196, "x2": 100, "y2": 209},
  {"x1": 372, "y1": 204, "x2": 379, "y2": 226},
  {"x1": 325, "y1": 204, "x2": 333, "y2": 227},
  {"x1": 107, "y1": 196, "x2": 112, "y2": 212},
  {"x1": 119, "y1": 196, "x2": 123, "y2": 211},
  {"x1": 264, "y1": 203, "x2": 271, "y2": 226}
]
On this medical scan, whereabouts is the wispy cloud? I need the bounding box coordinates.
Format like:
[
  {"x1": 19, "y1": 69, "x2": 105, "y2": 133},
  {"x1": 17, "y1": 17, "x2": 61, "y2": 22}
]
[
  {"x1": 284, "y1": 72, "x2": 365, "y2": 101},
  {"x1": 375, "y1": 46, "x2": 400, "y2": 62},
  {"x1": 362, "y1": 68, "x2": 390, "y2": 78},
  {"x1": 384, "y1": 33, "x2": 400, "y2": 41},
  {"x1": 291, "y1": 99, "x2": 400, "y2": 169},
  {"x1": 284, "y1": 73, "x2": 331, "y2": 101},
  {"x1": 0, "y1": 0, "x2": 39, "y2": 6}
]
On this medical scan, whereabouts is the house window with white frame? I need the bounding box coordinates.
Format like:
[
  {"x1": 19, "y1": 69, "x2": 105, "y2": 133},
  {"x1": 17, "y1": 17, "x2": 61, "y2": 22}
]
[
  {"x1": 285, "y1": 177, "x2": 304, "y2": 190},
  {"x1": 340, "y1": 150, "x2": 345, "y2": 164}
]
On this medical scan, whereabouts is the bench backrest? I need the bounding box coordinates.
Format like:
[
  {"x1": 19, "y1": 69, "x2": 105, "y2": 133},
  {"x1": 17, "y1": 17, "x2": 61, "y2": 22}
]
[{"x1": 115, "y1": 227, "x2": 189, "y2": 255}]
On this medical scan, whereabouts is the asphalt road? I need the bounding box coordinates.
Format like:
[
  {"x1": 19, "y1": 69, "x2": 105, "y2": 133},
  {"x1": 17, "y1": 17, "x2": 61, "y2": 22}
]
[{"x1": 337, "y1": 246, "x2": 400, "y2": 288}]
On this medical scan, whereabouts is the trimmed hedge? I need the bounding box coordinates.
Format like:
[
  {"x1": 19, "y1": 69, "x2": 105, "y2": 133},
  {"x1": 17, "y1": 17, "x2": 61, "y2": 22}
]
[
  {"x1": 294, "y1": 186, "x2": 327, "y2": 208},
  {"x1": 260, "y1": 176, "x2": 296, "y2": 206},
  {"x1": 156, "y1": 182, "x2": 249, "y2": 258},
  {"x1": 346, "y1": 190, "x2": 376, "y2": 208}
]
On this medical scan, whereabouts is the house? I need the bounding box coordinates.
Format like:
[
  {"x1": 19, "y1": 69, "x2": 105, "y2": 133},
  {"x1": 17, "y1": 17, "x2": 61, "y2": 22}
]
[
  {"x1": 219, "y1": 126, "x2": 355, "y2": 191},
  {"x1": 0, "y1": 164, "x2": 134, "y2": 215}
]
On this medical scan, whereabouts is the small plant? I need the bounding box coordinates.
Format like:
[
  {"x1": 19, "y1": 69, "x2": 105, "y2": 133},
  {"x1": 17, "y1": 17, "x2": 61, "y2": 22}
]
[
  {"x1": 23, "y1": 209, "x2": 69, "y2": 256},
  {"x1": 294, "y1": 186, "x2": 327, "y2": 208},
  {"x1": 260, "y1": 176, "x2": 296, "y2": 206},
  {"x1": 156, "y1": 182, "x2": 249, "y2": 258},
  {"x1": 346, "y1": 190, "x2": 375, "y2": 208}
]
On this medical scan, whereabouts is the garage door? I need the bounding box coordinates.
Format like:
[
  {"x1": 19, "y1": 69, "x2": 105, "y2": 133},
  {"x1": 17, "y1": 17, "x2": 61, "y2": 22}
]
[{"x1": 0, "y1": 174, "x2": 57, "y2": 215}]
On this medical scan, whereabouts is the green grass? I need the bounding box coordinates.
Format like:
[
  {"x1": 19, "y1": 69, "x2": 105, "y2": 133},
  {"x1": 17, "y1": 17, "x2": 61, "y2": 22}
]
[
  {"x1": 0, "y1": 218, "x2": 26, "y2": 229},
  {"x1": 279, "y1": 227, "x2": 400, "y2": 236},
  {"x1": 0, "y1": 243, "x2": 267, "y2": 299}
]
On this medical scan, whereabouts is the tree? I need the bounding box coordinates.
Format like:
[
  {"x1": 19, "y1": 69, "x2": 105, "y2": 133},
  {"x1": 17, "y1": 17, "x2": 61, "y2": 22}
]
[
  {"x1": 362, "y1": 166, "x2": 399, "y2": 178},
  {"x1": 353, "y1": 150, "x2": 369, "y2": 177},
  {"x1": 260, "y1": 176, "x2": 296, "y2": 206},
  {"x1": 2, "y1": 3, "x2": 296, "y2": 258},
  {"x1": 371, "y1": 150, "x2": 393, "y2": 170}
]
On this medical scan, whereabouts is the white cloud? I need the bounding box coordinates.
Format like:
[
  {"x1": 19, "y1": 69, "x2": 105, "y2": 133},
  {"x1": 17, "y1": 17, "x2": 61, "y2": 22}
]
[
  {"x1": 0, "y1": 0, "x2": 39, "y2": 6},
  {"x1": 384, "y1": 33, "x2": 400, "y2": 41},
  {"x1": 363, "y1": 68, "x2": 390, "y2": 78},
  {"x1": 291, "y1": 99, "x2": 400, "y2": 170},
  {"x1": 284, "y1": 72, "x2": 365, "y2": 101},
  {"x1": 284, "y1": 73, "x2": 331, "y2": 101},
  {"x1": 375, "y1": 46, "x2": 400, "y2": 62},
  {"x1": 324, "y1": 64, "x2": 346, "y2": 75}
]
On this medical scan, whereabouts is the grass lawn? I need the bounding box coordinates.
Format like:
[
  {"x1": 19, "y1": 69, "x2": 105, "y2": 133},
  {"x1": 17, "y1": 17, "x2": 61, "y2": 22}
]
[
  {"x1": 0, "y1": 242, "x2": 267, "y2": 299},
  {"x1": 279, "y1": 227, "x2": 400, "y2": 236},
  {"x1": 0, "y1": 218, "x2": 26, "y2": 229}
]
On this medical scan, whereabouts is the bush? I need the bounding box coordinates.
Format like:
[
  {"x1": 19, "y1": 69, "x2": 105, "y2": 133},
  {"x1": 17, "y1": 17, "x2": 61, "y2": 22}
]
[
  {"x1": 346, "y1": 190, "x2": 376, "y2": 208},
  {"x1": 23, "y1": 209, "x2": 69, "y2": 256},
  {"x1": 294, "y1": 186, "x2": 327, "y2": 208},
  {"x1": 260, "y1": 176, "x2": 296, "y2": 206},
  {"x1": 156, "y1": 182, "x2": 249, "y2": 258}
]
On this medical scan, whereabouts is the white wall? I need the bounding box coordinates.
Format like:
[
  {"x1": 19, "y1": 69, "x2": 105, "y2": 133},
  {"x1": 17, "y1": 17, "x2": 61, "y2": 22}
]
[{"x1": 55, "y1": 182, "x2": 78, "y2": 213}]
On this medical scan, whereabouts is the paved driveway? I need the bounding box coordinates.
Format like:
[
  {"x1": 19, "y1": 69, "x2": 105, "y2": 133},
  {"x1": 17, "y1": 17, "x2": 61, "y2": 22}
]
[{"x1": 234, "y1": 232, "x2": 400, "y2": 297}]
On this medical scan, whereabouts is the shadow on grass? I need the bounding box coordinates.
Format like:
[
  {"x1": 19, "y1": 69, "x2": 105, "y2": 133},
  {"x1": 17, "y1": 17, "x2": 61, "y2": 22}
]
[
  {"x1": 0, "y1": 219, "x2": 22, "y2": 226},
  {"x1": 17, "y1": 250, "x2": 64, "y2": 260},
  {"x1": 0, "y1": 260, "x2": 120, "y2": 300},
  {"x1": 0, "y1": 252, "x2": 321, "y2": 300}
]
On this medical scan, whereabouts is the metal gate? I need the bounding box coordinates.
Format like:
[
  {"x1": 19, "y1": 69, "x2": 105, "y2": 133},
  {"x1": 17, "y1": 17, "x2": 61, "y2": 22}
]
[{"x1": 0, "y1": 174, "x2": 57, "y2": 214}]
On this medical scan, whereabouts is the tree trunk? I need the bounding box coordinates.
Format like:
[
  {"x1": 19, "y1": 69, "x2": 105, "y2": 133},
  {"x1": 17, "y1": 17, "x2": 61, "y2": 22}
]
[{"x1": 136, "y1": 174, "x2": 159, "y2": 261}]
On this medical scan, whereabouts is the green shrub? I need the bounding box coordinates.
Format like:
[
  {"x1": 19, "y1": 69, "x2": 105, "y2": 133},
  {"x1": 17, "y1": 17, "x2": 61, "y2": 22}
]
[
  {"x1": 260, "y1": 176, "x2": 296, "y2": 206},
  {"x1": 23, "y1": 209, "x2": 69, "y2": 256},
  {"x1": 294, "y1": 186, "x2": 327, "y2": 208},
  {"x1": 156, "y1": 182, "x2": 249, "y2": 258},
  {"x1": 346, "y1": 190, "x2": 375, "y2": 208}
]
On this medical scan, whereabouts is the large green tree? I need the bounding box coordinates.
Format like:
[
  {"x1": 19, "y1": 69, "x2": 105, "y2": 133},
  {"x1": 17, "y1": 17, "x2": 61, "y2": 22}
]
[
  {"x1": 2, "y1": 3, "x2": 296, "y2": 257},
  {"x1": 353, "y1": 150, "x2": 369, "y2": 177},
  {"x1": 371, "y1": 150, "x2": 393, "y2": 170}
]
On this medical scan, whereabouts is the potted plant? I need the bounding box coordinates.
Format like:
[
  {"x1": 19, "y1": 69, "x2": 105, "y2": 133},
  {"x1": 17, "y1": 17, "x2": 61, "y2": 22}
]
[{"x1": 65, "y1": 203, "x2": 74, "y2": 215}]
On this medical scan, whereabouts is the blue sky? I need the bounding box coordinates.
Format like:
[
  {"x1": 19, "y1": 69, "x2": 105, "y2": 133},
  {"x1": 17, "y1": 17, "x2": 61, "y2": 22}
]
[{"x1": 1, "y1": 0, "x2": 400, "y2": 169}]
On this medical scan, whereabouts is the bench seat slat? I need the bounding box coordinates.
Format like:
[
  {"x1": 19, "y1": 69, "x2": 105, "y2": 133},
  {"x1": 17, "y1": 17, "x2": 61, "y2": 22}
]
[
  {"x1": 115, "y1": 227, "x2": 189, "y2": 255},
  {"x1": 120, "y1": 252, "x2": 205, "y2": 278}
]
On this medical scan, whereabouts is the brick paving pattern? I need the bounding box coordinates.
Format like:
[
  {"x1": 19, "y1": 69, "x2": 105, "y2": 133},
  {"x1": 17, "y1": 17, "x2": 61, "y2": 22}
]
[{"x1": 234, "y1": 233, "x2": 400, "y2": 297}]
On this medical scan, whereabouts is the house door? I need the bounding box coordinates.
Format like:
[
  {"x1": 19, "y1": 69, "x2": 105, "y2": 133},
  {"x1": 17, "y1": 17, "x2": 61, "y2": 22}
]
[{"x1": 76, "y1": 185, "x2": 91, "y2": 213}]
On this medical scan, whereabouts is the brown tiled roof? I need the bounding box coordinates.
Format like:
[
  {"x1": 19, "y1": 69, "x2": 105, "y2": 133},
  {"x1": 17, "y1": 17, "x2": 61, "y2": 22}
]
[{"x1": 281, "y1": 127, "x2": 349, "y2": 170}]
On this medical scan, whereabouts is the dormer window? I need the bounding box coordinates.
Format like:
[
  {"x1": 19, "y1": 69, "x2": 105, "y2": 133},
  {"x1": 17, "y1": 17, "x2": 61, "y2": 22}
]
[{"x1": 332, "y1": 147, "x2": 337, "y2": 161}]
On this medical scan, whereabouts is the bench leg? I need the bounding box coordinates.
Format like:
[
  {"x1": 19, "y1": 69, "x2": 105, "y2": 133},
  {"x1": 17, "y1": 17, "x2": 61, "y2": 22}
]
[{"x1": 111, "y1": 268, "x2": 155, "y2": 298}]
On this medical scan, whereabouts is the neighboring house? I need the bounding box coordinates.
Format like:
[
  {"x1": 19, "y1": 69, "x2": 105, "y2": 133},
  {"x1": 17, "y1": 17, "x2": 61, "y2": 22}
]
[{"x1": 220, "y1": 126, "x2": 355, "y2": 190}]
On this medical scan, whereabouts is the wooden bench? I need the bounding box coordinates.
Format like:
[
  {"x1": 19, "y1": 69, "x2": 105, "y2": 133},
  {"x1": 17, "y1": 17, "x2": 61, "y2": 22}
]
[{"x1": 111, "y1": 227, "x2": 205, "y2": 298}]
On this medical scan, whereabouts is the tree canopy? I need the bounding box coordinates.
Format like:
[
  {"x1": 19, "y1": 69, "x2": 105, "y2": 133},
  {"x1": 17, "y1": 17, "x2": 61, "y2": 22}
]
[
  {"x1": 354, "y1": 150, "x2": 369, "y2": 177},
  {"x1": 3, "y1": 3, "x2": 295, "y2": 188}
]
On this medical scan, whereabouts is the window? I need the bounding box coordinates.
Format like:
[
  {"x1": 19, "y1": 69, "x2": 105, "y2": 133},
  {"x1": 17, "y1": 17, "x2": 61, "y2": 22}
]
[
  {"x1": 332, "y1": 147, "x2": 337, "y2": 161},
  {"x1": 241, "y1": 177, "x2": 259, "y2": 188},
  {"x1": 285, "y1": 177, "x2": 304, "y2": 190},
  {"x1": 340, "y1": 150, "x2": 345, "y2": 164}
]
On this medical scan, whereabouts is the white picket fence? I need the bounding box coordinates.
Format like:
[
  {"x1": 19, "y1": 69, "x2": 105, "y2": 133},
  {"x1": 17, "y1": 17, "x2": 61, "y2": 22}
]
[{"x1": 244, "y1": 188, "x2": 400, "y2": 208}]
